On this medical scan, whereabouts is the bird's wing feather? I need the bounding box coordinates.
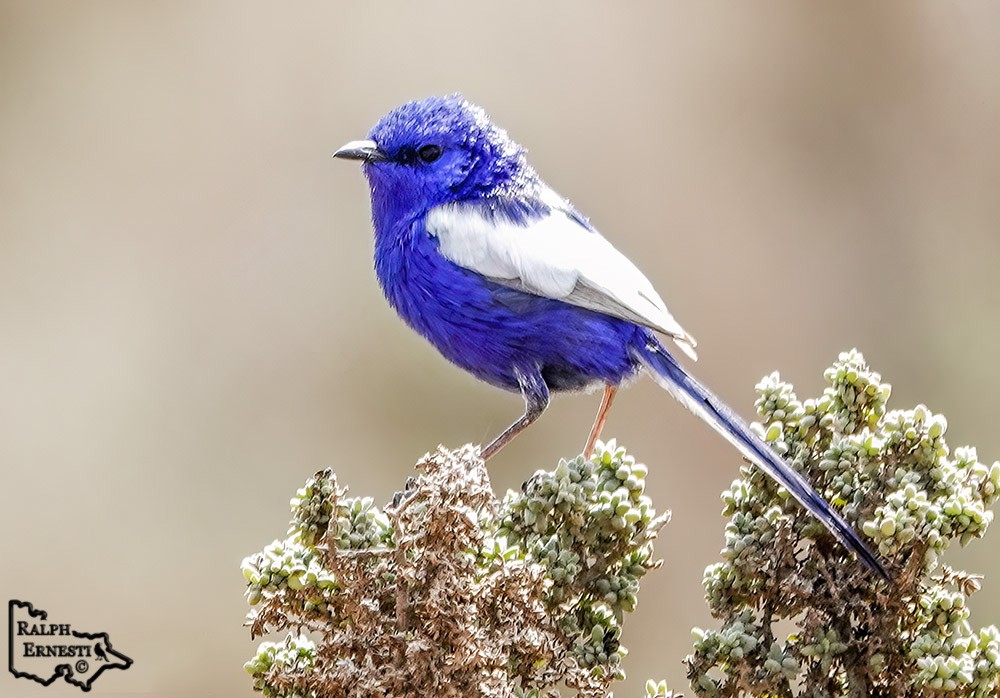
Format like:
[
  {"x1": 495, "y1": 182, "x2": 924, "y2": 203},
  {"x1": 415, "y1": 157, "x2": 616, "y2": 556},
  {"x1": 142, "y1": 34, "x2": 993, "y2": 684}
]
[{"x1": 425, "y1": 191, "x2": 698, "y2": 360}]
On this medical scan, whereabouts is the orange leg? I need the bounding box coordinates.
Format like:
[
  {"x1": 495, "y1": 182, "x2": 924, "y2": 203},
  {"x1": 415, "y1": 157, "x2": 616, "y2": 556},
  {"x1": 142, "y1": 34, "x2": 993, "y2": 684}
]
[{"x1": 584, "y1": 384, "x2": 618, "y2": 460}]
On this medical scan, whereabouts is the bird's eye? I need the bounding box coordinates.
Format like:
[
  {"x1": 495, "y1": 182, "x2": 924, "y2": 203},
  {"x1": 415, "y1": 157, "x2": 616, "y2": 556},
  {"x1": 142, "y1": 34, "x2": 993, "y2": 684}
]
[{"x1": 417, "y1": 144, "x2": 442, "y2": 163}]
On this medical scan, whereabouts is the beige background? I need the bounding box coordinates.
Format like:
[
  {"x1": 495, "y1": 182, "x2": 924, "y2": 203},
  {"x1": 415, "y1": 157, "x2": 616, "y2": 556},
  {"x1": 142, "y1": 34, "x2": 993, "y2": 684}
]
[{"x1": 2, "y1": 2, "x2": 999, "y2": 696}]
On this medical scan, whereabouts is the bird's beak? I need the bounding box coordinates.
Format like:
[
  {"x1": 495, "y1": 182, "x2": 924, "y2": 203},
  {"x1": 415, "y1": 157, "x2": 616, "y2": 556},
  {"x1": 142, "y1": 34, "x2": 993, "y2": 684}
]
[{"x1": 332, "y1": 140, "x2": 388, "y2": 163}]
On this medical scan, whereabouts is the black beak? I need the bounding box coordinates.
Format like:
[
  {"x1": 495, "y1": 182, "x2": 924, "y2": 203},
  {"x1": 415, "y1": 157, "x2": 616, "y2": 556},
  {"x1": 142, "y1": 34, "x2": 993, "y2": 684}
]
[{"x1": 332, "y1": 140, "x2": 388, "y2": 163}]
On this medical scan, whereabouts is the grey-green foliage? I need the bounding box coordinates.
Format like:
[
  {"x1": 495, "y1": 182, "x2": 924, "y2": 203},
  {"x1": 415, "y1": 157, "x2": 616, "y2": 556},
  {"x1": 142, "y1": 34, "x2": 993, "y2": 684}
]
[
  {"x1": 497, "y1": 441, "x2": 664, "y2": 678},
  {"x1": 240, "y1": 473, "x2": 393, "y2": 619},
  {"x1": 287, "y1": 471, "x2": 393, "y2": 549},
  {"x1": 242, "y1": 441, "x2": 670, "y2": 698},
  {"x1": 689, "y1": 350, "x2": 1000, "y2": 697},
  {"x1": 244, "y1": 635, "x2": 316, "y2": 698}
]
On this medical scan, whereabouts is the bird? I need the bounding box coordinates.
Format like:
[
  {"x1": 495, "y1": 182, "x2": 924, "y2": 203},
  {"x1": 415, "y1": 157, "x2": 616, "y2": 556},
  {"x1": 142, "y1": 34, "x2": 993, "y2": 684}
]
[{"x1": 333, "y1": 94, "x2": 889, "y2": 582}]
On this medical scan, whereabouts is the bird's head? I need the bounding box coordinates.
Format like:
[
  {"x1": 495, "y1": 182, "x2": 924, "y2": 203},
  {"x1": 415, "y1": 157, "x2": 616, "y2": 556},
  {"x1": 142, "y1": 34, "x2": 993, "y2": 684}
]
[{"x1": 334, "y1": 95, "x2": 536, "y2": 215}]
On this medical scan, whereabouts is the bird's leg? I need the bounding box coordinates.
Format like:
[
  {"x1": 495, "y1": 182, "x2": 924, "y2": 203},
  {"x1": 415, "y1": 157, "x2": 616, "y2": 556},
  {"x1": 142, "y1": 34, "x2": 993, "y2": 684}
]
[
  {"x1": 481, "y1": 369, "x2": 549, "y2": 461},
  {"x1": 584, "y1": 384, "x2": 618, "y2": 460}
]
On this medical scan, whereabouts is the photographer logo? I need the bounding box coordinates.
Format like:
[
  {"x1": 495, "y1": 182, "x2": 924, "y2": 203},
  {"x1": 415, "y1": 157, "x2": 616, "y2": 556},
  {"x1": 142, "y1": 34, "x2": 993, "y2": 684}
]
[{"x1": 8, "y1": 600, "x2": 132, "y2": 691}]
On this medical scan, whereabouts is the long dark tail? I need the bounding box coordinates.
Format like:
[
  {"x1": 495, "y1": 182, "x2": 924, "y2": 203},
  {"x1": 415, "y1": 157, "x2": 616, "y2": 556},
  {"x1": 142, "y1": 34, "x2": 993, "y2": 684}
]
[{"x1": 633, "y1": 339, "x2": 890, "y2": 582}]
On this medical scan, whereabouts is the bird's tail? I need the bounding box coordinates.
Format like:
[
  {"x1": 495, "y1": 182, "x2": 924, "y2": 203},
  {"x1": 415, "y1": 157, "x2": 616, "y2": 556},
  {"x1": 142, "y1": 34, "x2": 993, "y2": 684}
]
[{"x1": 632, "y1": 339, "x2": 890, "y2": 582}]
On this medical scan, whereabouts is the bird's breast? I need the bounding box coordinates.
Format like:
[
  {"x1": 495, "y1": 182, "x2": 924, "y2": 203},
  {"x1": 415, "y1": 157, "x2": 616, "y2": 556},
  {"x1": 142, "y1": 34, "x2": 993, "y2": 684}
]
[{"x1": 370, "y1": 217, "x2": 645, "y2": 393}]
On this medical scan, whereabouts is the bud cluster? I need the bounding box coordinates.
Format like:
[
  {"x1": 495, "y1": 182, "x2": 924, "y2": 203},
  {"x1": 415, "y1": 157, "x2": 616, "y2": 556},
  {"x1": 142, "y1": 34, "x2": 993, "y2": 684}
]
[
  {"x1": 497, "y1": 440, "x2": 667, "y2": 682},
  {"x1": 689, "y1": 350, "x2": 1000, "y2": 697},
  {"x1": 244, "y1": 635, "x2": 316, "y2": 698}
]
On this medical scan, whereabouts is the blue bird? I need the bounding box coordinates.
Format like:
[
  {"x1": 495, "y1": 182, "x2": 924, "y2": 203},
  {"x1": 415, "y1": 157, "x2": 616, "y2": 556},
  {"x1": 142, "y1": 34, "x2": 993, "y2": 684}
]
[{"x1": 334, "y1": 95, "x2": 889, "y2": 581}]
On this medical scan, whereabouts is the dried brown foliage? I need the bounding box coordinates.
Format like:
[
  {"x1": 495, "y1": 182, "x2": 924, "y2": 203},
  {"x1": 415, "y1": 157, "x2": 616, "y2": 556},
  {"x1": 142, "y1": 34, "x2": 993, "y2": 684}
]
[{"x1": 244, "y1": 444, "x2": 669, "y2": 698}]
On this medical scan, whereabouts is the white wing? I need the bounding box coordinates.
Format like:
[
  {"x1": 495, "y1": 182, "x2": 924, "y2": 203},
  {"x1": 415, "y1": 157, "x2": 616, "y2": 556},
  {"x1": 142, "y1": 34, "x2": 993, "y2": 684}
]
[{"x1": 425, "y1": 190, "x2": 698, "y2": 361}]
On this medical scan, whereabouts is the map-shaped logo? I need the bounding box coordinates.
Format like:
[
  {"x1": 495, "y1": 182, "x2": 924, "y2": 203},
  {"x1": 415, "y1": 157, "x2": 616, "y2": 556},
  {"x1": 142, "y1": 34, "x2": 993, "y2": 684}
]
[{"x1": 8, "y1": 600, "x2": 132, "y2": 691}]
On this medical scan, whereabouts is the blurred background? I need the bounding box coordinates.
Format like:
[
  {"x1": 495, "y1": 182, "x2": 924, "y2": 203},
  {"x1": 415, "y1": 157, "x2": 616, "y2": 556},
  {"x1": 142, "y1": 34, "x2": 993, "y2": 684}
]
[{"x1": 2, "y1": 2, "x2": 999, "y2": 695}]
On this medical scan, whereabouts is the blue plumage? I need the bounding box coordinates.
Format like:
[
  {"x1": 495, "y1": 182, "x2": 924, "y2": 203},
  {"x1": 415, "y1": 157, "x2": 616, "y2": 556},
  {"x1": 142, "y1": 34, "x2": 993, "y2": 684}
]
[{"x1": 334, "y1": 94, "x2": 889, "y2": 581}]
